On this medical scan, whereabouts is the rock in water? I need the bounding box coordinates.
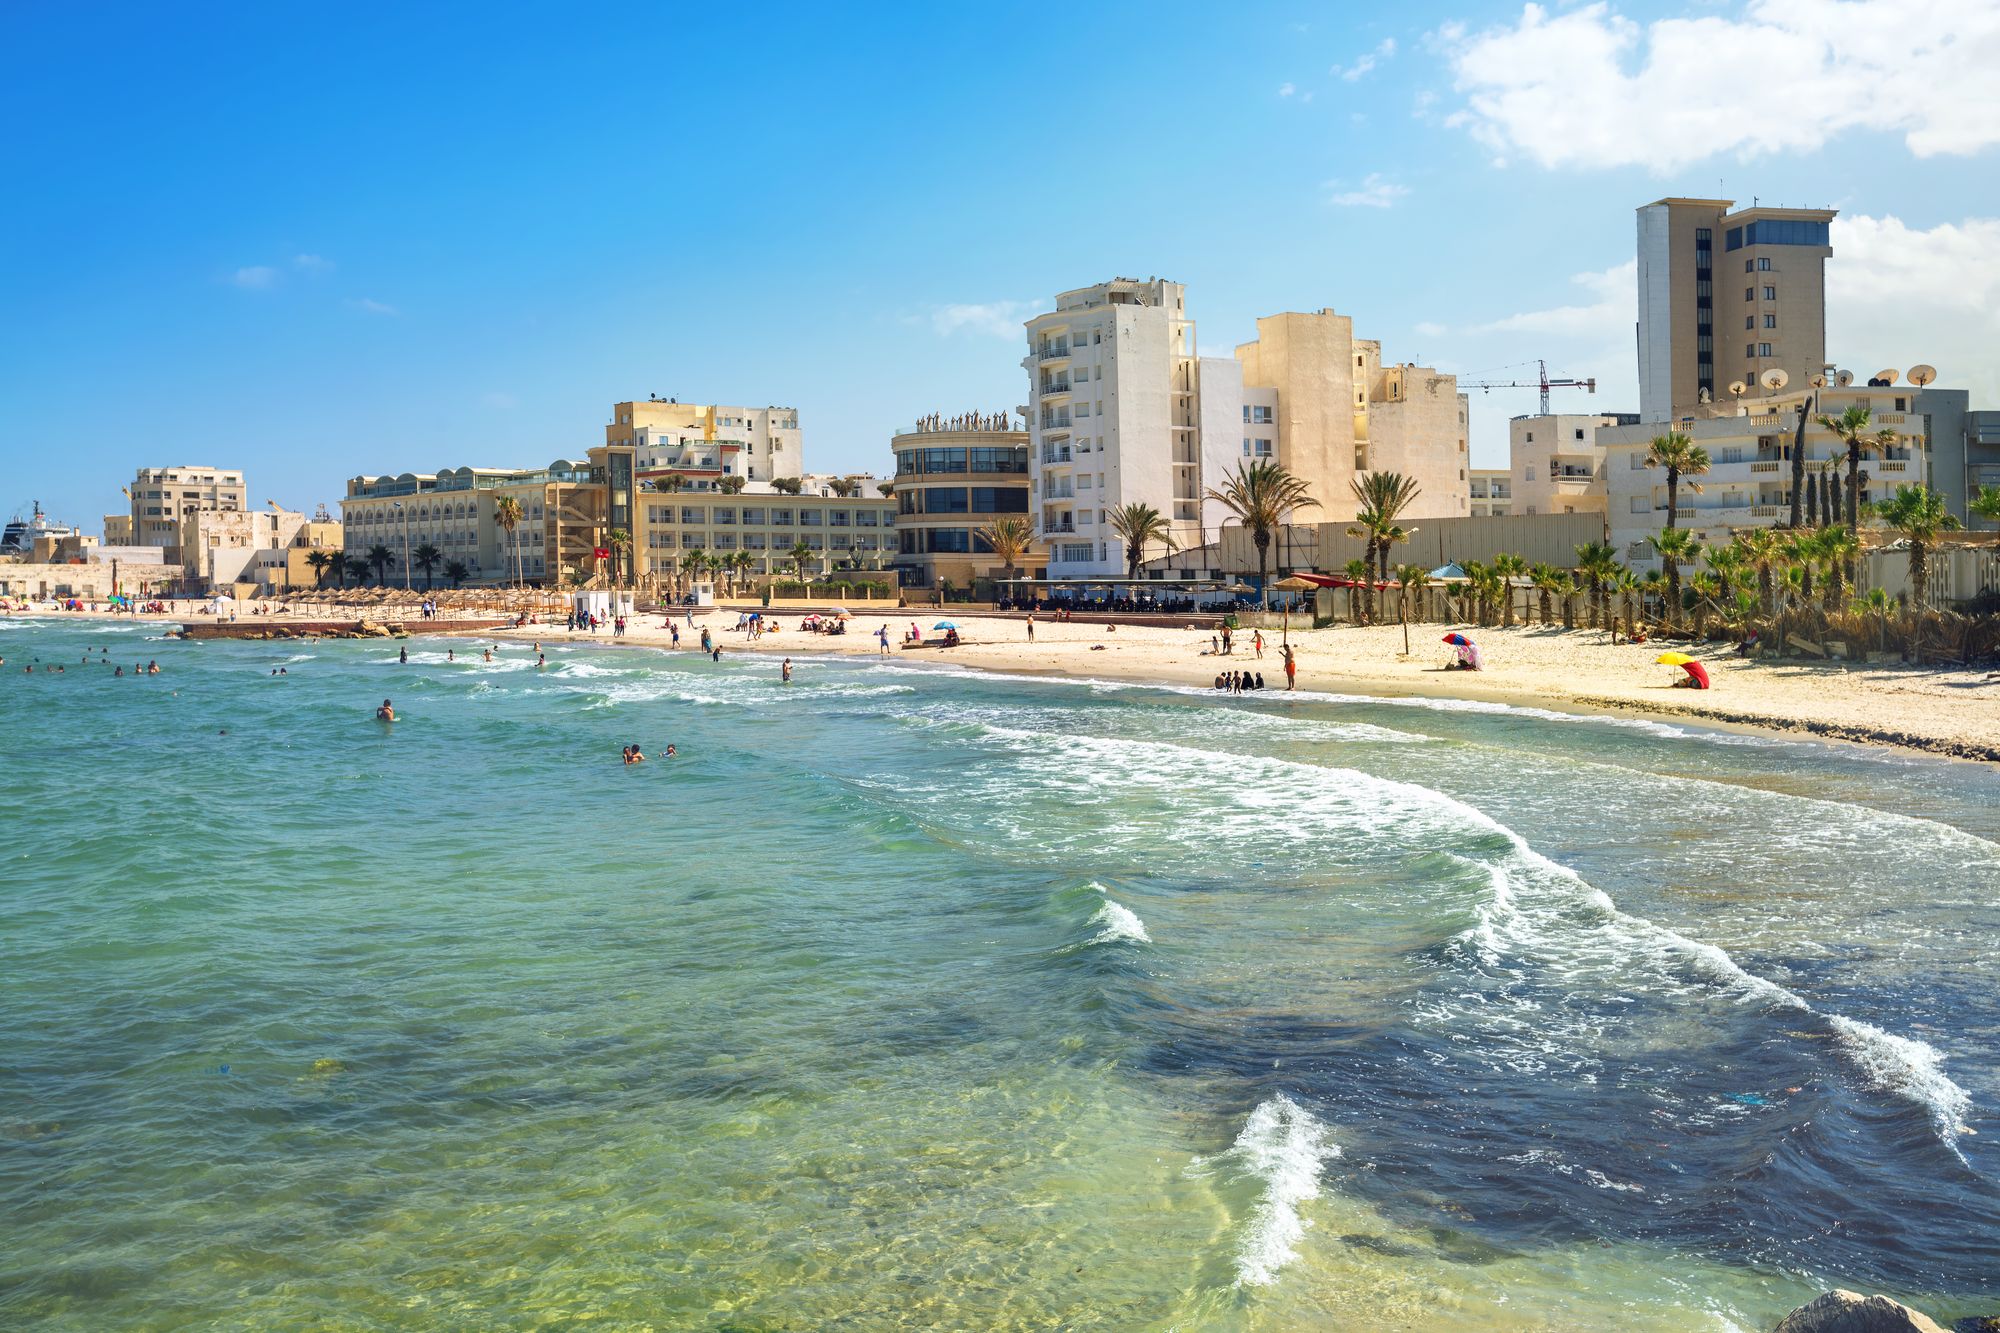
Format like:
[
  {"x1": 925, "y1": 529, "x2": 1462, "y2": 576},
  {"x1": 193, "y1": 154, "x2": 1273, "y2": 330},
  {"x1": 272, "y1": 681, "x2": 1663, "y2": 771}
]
[
  {"x1": 1775, "y1": 1290, "x2": 1949, "y2": 1333},
  {"x1": 1952, "y1": 1318, "x2": 2000, "y2": 1333}
]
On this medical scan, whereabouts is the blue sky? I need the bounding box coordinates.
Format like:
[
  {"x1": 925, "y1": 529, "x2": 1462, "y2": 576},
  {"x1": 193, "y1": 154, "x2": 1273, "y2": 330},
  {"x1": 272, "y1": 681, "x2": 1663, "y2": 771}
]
[{"x1": 4, "y1": 1, "x2": 1996, "y2": 528}]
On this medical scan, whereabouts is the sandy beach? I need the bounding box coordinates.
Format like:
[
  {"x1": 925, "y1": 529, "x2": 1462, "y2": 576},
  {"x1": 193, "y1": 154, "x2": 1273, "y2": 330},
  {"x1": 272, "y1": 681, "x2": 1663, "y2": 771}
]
[{"x1": 481, "y1": 608, "x2": 2000, "y2": 763}]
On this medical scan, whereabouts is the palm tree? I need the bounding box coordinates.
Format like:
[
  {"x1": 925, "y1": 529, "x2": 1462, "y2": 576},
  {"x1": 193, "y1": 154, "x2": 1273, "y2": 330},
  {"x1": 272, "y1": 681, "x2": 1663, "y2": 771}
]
[
  {"x1": 1394, "y1": 564, "x2": 1428, "y2": 654},
  {"x1": 1653, "y1": 526, "x2": 1700, "y2": 631},
  {"x1": 1644, "y1": 432, "x2": 1711, "y2": 530},
  {"x1": 494, "y1": 496, "x2": 524, "y2": 588},
  {"x1": 1106, "y1": 503, "x2": 1175, "y2": 582},
  {"x1": 605, "y1": 528, "x2": 632, "y2": 589},
  {"x1": 305, "y1": 549, "x2": 333, "y2": 588},
  {"x1": 1608, "y1": 567, "x2": 1638, "y2": 644},
  {"x1": 1491, "y1": 552, "x2": 1527, "y2": 627},
  {"x1": 1342, "y1": 558, "x2": 1371, "y2": 624},
  {"x1": 1971, "y1": 484, "x2": 2000, "y2": 534},
  {"x1": 1703, "y1": 544, "x2": 1745, "y2": 607},
  {"x1": 1855, "y1": 585, "x2": 1893, "y2": 653},
  {"x1": 789, "y1": 539, "x2": 815, "y2": 582},
  {"x1": 345, "y1": 555, "x2": 372, "y2": 587},
  {"x1": 444, "y1": 559, "x2": 468, "y2": 588},
  {"x1": 1688, "y1": 571, "x2": 1721, "y2": 639},
  {"x1": 1348, "y1": 471, "x2": 1422, "y2": 619},
  {"x1": 1735, "y1": 529, "x2": 1782, "y2": 619},
  {"x1": 1554, "y1": 572, "x2": 1580, "y2": 630},
  {"x1": 1781, "y1": 529, "x2": 1819, "y2": 605},
  {"x1": 977, "y1": 515, "x2": 1036, "y2": 588},
  {"x1": 1574, "y1": 541, "x2": 1618, "y2": 633},
  {"x1": 413, "y1": 542, "x2": 441, "y2": 590},
  {"x1": 1639, "y1": 569, "x2": 1667, "y2": 631},
  {"x1": 730, "y1": 550, "x2": 754, "y2": 597},
  {"x1": 1208, "y1": 461, "x2": 1320, "y2": 609},
  {"x1": 367, "y1": 543, "x2": 392, "y2": 587},
  {"x1": 1817, "y1": 404, "x2": 1899, "y2": 539},
  {"x1": 1528, "y1": 563, "x2": 1562, "y2": 625},
  {"x1": 1873, "y1": 484, "x2": 1959, "y2": 608},
  {"x1": 1815, "y1": 526, "x2": 1857, "y2": 610}
]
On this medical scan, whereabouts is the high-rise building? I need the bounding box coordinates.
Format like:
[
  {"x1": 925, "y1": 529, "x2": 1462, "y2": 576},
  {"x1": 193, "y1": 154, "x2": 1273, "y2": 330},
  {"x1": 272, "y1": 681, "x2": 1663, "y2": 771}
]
[
  {"x1": 1637, "y1": 197, "x2": 1835, "y2": 422},
  {"x1": 127, "y1": 466, "x2": 247, "y2": 564},
  {"x1": 604, "y1": 399, "x2": 802, "y2": 489},
  {"x1": 1023, "y1": 278, "x2": 1229, "y2": 578}
]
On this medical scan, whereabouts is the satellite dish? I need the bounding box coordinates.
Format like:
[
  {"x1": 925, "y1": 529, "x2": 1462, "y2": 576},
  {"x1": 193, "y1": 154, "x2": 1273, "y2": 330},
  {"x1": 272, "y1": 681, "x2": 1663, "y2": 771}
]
[
  {"x1": 1835, "y1": 370, "x2": 1854, "y2": 386},
  {"x1": 1810, "y1": 373, "x2": 1828, "y2": 389},
  {"x1": 1760, "y1": 368, "x2": 1789, "y2": 391},
  {"x1": 1907, "y1": 364, "x2": 1937, "y2": 388},
  {"x1": 1728, "y1": 381, "x2": 1747, "y2": 399},
  {"x1": 1874, "y1": 369, "x2": 1899, "y2": 385}
]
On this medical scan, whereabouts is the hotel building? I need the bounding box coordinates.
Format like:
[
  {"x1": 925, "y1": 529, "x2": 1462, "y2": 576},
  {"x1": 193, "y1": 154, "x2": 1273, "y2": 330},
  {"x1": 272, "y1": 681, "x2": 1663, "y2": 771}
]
[
  {"x1": 888, "y1": 418, "x2": 1040, "y2": 589},
  {"x1": 1637, "y1": 197, "x2": 1836, "y2": 422},
  {"x1": 1505, "y1": 412, "x2": 1640, "y2": 518},
  {"x1": 128, "y1": 466, "x2": 247, "y2": 565},
  {"x1": 1603, "y1": 382, "x2": 1928, "y2": 567},
  {"x1": 342, "y1": 462, "x2": 601, "y2": 586},
  {"x1": 602, "y1": 398, "x2": 802, "y2": 489}
]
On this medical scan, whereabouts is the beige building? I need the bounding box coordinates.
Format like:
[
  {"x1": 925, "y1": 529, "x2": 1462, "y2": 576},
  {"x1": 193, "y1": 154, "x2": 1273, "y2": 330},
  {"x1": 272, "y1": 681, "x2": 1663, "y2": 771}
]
[
  {"x1": 1469, "y1": 470, "x2": 1512, "y2": 517},
  {"x1": 889, "y1": 419, "x2": 1042, "y2": 590},
  {"x1": 635, "y1": 479, "x2": 894, "y2": 591},
  {"x1": 128, "y1": 466, "x2": 247, "y2": 564},
  {"x1": 1235, "y1": 309, "x2": 1472, "y2": 522},
  {"x1": 1603, "y1": 381, "x2": 1925, "y2": 567},
  {"x1": 1506, "y1": 413, "x2": 1640, "y2": 517},
  {"x1": 343, "y1": 463, "x2": 600, "y2": 587},
  {"x1": 103, "y1": 514, "x2": 134, "y2": 544},
  {"x1": 603, "y1": 398, "x2": 802, "y2": 489},
  {"x1": 1637, "y1": 197, "x2": 1835, "y2": 422}
]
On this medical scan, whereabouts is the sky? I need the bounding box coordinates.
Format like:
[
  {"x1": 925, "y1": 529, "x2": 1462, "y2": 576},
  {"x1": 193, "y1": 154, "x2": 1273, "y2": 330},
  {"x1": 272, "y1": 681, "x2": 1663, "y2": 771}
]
[{"x1": 3, "y1": 0, "x2": 1997, "y2": 528}]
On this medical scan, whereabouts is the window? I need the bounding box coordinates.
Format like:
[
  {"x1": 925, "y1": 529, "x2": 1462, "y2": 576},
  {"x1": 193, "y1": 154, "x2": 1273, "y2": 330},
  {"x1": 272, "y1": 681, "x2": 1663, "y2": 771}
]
[
  {"x1": 1764, "y1": 314, "x2": 1777, "y2": 329},
  {"x1": 1525, "y1": 466, "x2": 1536, "y2": 480},
  {"x1": 1746, "y1": 316, "x2": 1755, "y2": 330},
  {"x1": 1758, "y1": 257, "x2": 1772, "y2": 271},
  {"x1": 1746, "y1": 343, "x2": 1757, "y2": 358},
  {"x1": 1745, "y1": 259, "x2": 1754, "y2": 273},
  {"x1": 1248, "y1": 405, "x2": 1272, "y2": 424},
  {"x1": 1574, "y1": 428, "x2": 1586, "y2": 441},
  {"x1": 1745, "y1": 287, "x2": 1755, "y2": 301},
  {"x1": 1759, "y1": 342, "x2": 1773, "y2": 357},
  {"x1": 1631, "y1": 496, "x2": 1651, "y2": 513},
  {"x1": 1525, "y1": 431, "x2": 1534, "y2": 442},
  {"x1": 1763, "y1": 285, "x2": 1777, "y2": 300}
]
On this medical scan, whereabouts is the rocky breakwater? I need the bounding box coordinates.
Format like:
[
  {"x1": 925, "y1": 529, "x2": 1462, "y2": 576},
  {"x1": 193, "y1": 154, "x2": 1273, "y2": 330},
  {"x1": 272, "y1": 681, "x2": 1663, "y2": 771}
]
[{"x1": 1776, "y1": 1289, "x2": 1998, "y2": 1333}]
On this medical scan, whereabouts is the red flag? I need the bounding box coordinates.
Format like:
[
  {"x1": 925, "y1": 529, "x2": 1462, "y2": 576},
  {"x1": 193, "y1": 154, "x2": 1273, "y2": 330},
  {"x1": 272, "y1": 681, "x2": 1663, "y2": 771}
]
[{"x1": 592, "y1": 546, "x2": 610, "y2": 560}]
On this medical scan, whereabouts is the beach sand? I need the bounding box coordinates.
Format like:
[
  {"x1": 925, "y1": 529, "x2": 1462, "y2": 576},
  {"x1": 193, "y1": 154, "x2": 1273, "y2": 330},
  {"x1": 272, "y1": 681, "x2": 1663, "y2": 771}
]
[{"x1": 488, "y1": 609, "x2": 2000, "y2": 763}]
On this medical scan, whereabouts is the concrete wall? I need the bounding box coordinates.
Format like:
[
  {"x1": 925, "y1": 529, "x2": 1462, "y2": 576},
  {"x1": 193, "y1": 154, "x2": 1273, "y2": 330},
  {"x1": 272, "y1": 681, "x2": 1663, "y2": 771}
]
[{"x1": 0, "y1": 562, "x2": 180, "y2": 599}]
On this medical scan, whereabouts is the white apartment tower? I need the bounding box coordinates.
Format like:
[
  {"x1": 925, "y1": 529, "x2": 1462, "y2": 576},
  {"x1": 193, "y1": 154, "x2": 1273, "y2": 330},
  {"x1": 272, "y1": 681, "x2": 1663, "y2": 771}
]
[{"x1": 1023, "y1": 278, "x2": 1236, "y2": 577}]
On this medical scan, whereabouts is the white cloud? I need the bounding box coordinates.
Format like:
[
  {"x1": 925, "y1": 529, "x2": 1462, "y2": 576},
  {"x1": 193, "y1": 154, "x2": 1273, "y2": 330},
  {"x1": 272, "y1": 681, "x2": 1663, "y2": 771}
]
[
  {"x1": 1828, "y1": 214, "x2": 2000, "y2": 406},
  {"x1": 346, "y1": 298, "x2": 399, "y2": 316},
  {"x1": 1278, "y1": 82, "x2": 1296, "y2": 98},
  {"x1": 927, "y1": 301, "x2": 1032, "y2": 338},
  {"x1": 1325, "y1": 173, "x2": 1410, "y2": 208},
  {"x1": 1332, "y1": 37, "x2": 1396, "y2": 82},
  {"x1": 1441, "y1": 0, "x2": 2000, "y2": 173},
  {"x1": 229, "y1": 265, "x2": 279, "y2": 290},
  {"x1": 1472, "y1": 259, "x2": 1635, "y2": 337},
  {"x1": 293, "y1": 253, "x2": 333, "y2": 273},
  {"x1": 1414, "y1": 320, "x2": 1449, "y2": 338}
]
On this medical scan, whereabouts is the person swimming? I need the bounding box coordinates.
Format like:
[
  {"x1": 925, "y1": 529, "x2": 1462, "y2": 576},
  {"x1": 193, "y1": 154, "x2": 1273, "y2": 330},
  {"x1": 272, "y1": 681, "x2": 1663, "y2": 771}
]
[
  {"x1": 376, "y1": 698, "x2": 396, "y2": 721},
  {"x1": 664, "y1": 744, "x2": 676, "y2": 758},
  {"x1": 623, "y1": 743, "x2": 645, "y2": 764}
]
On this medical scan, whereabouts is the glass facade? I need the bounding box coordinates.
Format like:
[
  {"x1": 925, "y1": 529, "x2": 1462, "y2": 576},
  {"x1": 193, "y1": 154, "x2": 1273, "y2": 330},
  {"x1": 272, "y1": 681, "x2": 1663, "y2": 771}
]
[{"x1": 1725, "y1": 219, "x2": 1830, "y2": 251}]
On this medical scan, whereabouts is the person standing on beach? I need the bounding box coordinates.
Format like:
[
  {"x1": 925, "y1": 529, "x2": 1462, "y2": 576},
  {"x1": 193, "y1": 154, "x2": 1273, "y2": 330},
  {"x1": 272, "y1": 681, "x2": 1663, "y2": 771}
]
[
  {"x1": 1253, "y1": 630, "x2": 1264, "y2": 659},
  {"x1": 670, "y1": 624, "x2": 680, "y2": 649},
  {"x1": 1026, "y1": 613, "x2": 1034, "y2": 642},
  {"x1": 1281, "y1": 644, "x2": 1297, "y2": 690},
  {"x1": 877, "y1": 624, "x2": 889, "y2": 655}
]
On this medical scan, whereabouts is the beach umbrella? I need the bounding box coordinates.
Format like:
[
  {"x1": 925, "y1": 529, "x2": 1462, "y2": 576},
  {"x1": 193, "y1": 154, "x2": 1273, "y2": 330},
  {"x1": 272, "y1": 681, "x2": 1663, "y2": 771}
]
[
  {"x1": 1272, "y1": 574, "x2": 1320, "y2": 647},
  {"x1": 826, "y1": 607, "x2": 852, "y2": 618},
  {"x1": 1654, "y1": 651, "x2": 1697, "y2": 665},
  {"x1": 1442, "y1": 632, "x2": 1472, "y2": 646},
  {"x1": 932, "y1": 620, "x2": 959, "y2": 630},
  {"x1": 1675, "y1": 660, "x2": 1710, "y2": 689}
]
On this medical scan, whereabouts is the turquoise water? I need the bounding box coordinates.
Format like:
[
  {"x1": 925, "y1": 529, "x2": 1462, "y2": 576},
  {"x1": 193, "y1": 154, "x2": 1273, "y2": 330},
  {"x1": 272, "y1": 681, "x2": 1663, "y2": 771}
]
[{"x1": 3, "y1": 616, "x2": 1997, "y2": 1330}]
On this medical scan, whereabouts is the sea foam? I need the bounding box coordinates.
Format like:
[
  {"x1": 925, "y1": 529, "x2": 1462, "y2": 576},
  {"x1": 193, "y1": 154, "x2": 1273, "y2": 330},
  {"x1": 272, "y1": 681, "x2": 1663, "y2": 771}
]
[
  {"x1": 1089, "y1": 899, "x2": 1151, "y2": 945},
  {"x1": 1203, "y1": 1094, "x2": 1340, "y2": 1287}
]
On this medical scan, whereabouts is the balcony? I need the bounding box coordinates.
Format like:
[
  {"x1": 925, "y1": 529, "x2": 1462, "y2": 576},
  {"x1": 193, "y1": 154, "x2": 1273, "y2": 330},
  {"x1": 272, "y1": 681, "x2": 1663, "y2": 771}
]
[
  {"x1": 1877, "y1": 460, "x2": 1911, "y2": 475},
  {"x1": 1041, "y1": 412, "x2": 1071, "y2": 430},
  {"x1": 1038, "y1": 343, "x2": 1070, "y2": 361},
  {"x1": 1040, "y1": 378, "x2": 1071, "y2": 396},
  {"x1": 1041, "y1": 446, "x2": 1071, "y2": 465}
]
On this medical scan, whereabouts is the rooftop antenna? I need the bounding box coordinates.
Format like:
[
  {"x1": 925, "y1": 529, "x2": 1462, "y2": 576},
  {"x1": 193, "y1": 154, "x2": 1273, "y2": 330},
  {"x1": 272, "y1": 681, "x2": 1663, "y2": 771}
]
[{"x1": 1759, "y1": 367, "x2": 1789, "y2": 397}]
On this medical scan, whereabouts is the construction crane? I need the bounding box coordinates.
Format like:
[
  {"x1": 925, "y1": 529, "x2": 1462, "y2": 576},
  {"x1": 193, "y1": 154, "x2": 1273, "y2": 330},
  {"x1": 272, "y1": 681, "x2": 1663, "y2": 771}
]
[{"x1": 1448, "y1": 360, "x2": 1596, "y2": 415}]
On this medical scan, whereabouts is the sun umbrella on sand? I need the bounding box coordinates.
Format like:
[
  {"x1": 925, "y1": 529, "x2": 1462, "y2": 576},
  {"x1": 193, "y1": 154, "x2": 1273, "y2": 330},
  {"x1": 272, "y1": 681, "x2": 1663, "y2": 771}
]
[
  {"x1": 826, "y1": 607, "x2": 852, "y2": 618},
  {"x1": 1443, "y1": 632, "x2": 1473, "y2": 647},
  {"x1": 1272, "y1": 574, "x2": 1320, "y2": 647},
  {"x1": 933, "y1": 621, "x2": 959, "y2": 630},
  {"x1": 1656, "y1": 651, "x2": 1709, "y2": 689}
]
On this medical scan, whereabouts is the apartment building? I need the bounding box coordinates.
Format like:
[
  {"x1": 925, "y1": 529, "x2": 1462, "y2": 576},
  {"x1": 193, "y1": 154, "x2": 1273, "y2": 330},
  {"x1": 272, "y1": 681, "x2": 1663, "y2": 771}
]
[
  {"x1": 634, "y1": 485, "x2": 894, "y2": 587},
  {"x1": 1234, "y1": 309, "x2": 1472, "y2": 522},
  {"x1": 128, "y1": 466, "x2": 247, "y2": 564},
  {"x1": 1468, "y1": 470, "x2": 1512, "y2": 517},
  {"x1": 1603, "y1": 382, "x2": 1927, "y2": 567},
  {"x1": 1637, "y1": 197, "x2": 1835, "y2": 422},
  {"x1": 889, "y1": 420, "x2": 1041, "y2": 588},
  {"x1": 1506, "y1": 413, "x2": 1640, "y2": 517},
  {"x1": 603, "y1": 398, "x2": 802, "y2": 489}
]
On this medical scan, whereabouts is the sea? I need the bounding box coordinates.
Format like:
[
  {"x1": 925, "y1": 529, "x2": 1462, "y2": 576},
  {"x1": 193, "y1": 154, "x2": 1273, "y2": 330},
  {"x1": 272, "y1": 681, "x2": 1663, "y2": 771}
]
[{"x1": 2, "y1": 615, "x2": 1996, "y2": 1331}]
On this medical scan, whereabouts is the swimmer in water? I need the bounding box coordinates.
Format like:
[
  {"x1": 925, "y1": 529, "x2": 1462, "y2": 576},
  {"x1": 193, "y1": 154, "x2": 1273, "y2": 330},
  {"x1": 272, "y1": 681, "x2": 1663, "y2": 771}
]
[
  {"x1": 781, "y1": 658, "x2": 792, "y2": 683},
  {"x1": 483, "y1": 649, "x2": 492, "y2": 663},
  {"x1": 399, "y1": 647, "x2": 407, "y2": 664},
  {"x1": 623, "y1": 743, "x2": 645, "y2": 764},
  {"x1": 376, "y1": 698, "x2": 396, "y2": 721},
  {"x1": 664, "y1": 744, "x2": 676, "y2": 758}
]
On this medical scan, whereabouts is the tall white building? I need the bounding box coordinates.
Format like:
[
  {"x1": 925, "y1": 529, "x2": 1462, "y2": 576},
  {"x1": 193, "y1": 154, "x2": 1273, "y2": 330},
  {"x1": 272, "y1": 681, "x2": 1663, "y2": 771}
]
[
  {"x1": 1023, "y1": 278, "x2": 1234, "y2": 577},
  {"x1": 1507, "y1": 412, "x2": 1638, "y2": 517}
]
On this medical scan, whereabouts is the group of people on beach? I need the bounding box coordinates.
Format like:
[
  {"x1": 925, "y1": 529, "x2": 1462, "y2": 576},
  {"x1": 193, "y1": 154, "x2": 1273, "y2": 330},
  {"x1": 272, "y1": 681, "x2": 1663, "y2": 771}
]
[{"x1": 1214, "y1": 669, "x2": 1268, "y2": 693}]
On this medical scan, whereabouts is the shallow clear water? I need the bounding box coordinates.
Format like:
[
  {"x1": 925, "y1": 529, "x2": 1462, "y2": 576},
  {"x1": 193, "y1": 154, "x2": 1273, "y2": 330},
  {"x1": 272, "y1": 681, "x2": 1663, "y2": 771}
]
[{"x1": 3, "y1": 617, "x2": 1996, "y2": 1330}]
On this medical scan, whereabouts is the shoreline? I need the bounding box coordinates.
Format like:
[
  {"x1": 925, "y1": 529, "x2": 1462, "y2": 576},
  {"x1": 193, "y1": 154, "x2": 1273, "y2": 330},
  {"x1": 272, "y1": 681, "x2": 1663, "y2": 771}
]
[
  {"x1": 473, "y1": 610, "x2": 2000, "y2": 765},
  {"x1": 9, "y1": 605, "x2": 1994, "y2": 762}
]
